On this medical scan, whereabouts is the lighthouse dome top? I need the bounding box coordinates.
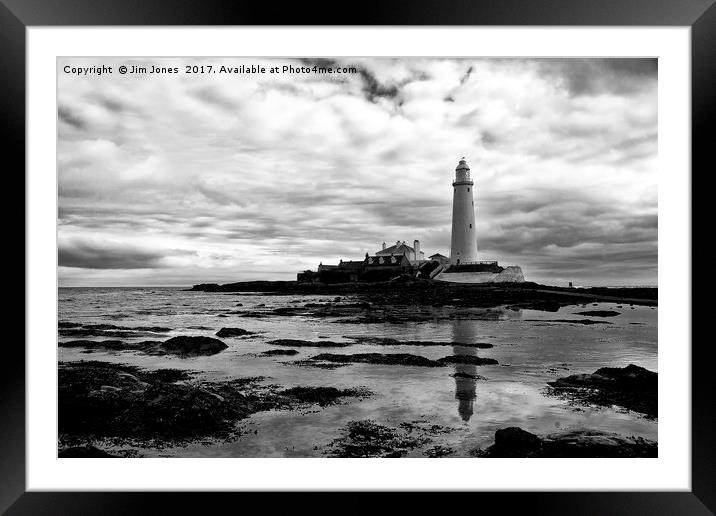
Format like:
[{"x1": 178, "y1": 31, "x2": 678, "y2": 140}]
[{"x1": 454, "y1": 157, "x2": 472, "y2": 184}]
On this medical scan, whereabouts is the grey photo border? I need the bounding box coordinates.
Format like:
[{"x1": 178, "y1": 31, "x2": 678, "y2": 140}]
[{"x1": 3, "y1": 0, "x2": 713, "y2": 513}]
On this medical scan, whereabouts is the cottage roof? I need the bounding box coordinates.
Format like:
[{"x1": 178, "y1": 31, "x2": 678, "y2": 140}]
[
  {"x1": 365, "y1": 255, "x2": 410, "y2": 267},
  {"x1": 376, "y1": 242, "x2": 415, "y2": 256},
  {"x1": 339, "y1": 260, "x2": 365, "y2": 270}
]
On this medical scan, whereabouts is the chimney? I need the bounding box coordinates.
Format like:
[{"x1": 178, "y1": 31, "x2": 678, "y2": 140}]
[
  {"x1": 414, "y1": 240, "x2": 420, "y2": 261},
  {"x1": 382, "y1": 242, "x2": 386, "y2": 250}
]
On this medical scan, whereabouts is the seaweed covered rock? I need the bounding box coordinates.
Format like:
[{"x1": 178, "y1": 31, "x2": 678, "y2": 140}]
[
  {"x1": 346, "y1": 336, "x2": 494, "y2": 348},
  {"x1": 262, "y1": 349, "x2": 300, "y2": 356},
  {"x1": 493, "y1": 427, "x2": 544, "y2": 456},
  {"x1": 161, "y1": 336, "x2": 228, "y2": 356},
  {"x1": 437, "y1": 355, "x2": 498, "y2": 366},
  {"x1": 548, "y1": 364, "x2": 657, "y2": 417},
  {"x1": 58, "y1": 361, "x2": 370, "y2": 450},
  {"x1": 215, "y1": 327, "x2": 255, "y2": 338},
  {"x1": 279, "y1": 386, "x2": 368, "y2": 407},
  {"x1": 476, "y1": 426, "x2": 657, "y2": 457},
  {"x1": 58, "y1": 446, "x2": 119, "y2": 458},
  {"x1": 573, "y1": 310, "x2": 621, "y2": 317},
  {"x1": 326, "y1": 420, "x2": 427, "y2": 457},
  {"x1": 310, "y1": 353, "x2": 442, "y2": 367},
  {"x1": 267, "y1": 339, "x2": 350, "y2": 348}
]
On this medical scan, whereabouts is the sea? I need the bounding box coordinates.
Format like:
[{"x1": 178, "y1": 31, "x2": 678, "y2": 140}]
[{"x1": 58, "y1": 286, "x2": 658, "y2": 457}]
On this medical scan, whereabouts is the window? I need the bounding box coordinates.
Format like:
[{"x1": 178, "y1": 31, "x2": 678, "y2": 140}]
[
  {"x1": 467, "y1": 188, "x2": 470, "y2": 192},
  {"x1": 469, "y1": 224, "x2": 472, "y2": 228}
]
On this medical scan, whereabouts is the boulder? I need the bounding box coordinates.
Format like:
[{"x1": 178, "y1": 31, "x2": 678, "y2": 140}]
[
  {"x1": 437, "y1": 355, "x2": 498, "y2": 366},
  {"x1": 215, "y1": 327, "x2": 254, "y2": 338},
  {"x1": 161, "y1": 336, "x2": 228, "y2": 356},
  {"x1": 493, "y1": 427, "x2": 543, "y2": 456},
  {"x1": 478, "y1": 427, "x2": 657, "y2": 457}
]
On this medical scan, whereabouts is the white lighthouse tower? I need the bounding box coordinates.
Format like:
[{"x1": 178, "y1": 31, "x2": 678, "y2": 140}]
[{"x1": 449, "y1": 157, "x2": 479, "y2": 265}]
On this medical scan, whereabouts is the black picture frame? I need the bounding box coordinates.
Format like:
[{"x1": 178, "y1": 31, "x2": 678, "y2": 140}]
[{"x1": 3, "y1": 0, "x2": 713, "y2": 513}]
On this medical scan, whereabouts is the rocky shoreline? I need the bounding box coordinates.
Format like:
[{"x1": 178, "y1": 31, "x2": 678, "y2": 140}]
[
  {"x1": 58, "y1": 360, "x2": 370, "y2": 454},
  {"x1": 547, "y1": 364, "x2": 657, "y2": 418},
  {"x1": 474, "y1": 426, "x2": 656, "y2": 458},
  {"x1": 58, "y1": 283, "x2": 657, "y2": 458},
  {"x1": 189, "y1": 278, "x2": 658, "y2": 308},
  {"x1": 58, "y1": 353, "x2": 656, "y2": 457}
]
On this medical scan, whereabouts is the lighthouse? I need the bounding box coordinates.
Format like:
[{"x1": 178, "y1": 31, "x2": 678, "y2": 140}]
[{"x1": 449, "y1": 157, "x2": 479, "y2": 265}]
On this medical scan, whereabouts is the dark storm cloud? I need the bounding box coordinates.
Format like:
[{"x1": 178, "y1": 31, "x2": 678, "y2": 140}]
[
  {"x1": 601, "y1": 58, "x2": 657, "y2": 76},
  {"x1": 195, "y1": 183, "x2": 248, "y2": 207},
  {"x1": 459, "y1": 65, "x2": 474, "y2": 85},
  {"x1": 356, "y1": 66, "x2": 400, "y2": 103},
  {"x1": 480, "y1": 130, "x2": 498, "y2": 146},
  {"x1": 537, "y1": 58, "x2": 657, "y2": 96},
  {"x1": 481, "y1": 214, "x2": 657, "y2": 255},
  {"x1": 58, "y1": 105, "x2": 85, "y2": 130},
  {"x1": 89, "y1": 93, "x2": 128, "y2": 114},
  {"x1": 59, "y1": 239, "x2": 196, "y2": 269},
  {"x1": 190, "y1": 86, "x2": 238, "y2": 110}
]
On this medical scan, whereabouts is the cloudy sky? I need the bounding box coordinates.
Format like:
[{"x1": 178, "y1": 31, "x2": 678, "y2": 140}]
[{"x1": 58, "y1": 57, "x2": 657, "y2": 287}]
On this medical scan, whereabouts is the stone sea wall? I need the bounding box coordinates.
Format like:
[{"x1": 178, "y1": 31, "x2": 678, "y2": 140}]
[{"x1": 435, "y1": 266, "x2": 525, "y2": 284}]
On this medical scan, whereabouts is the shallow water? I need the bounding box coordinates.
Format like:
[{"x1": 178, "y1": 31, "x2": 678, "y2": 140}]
[{"x1": 58, "y1": 287, "x2": 657, "y2": 457}]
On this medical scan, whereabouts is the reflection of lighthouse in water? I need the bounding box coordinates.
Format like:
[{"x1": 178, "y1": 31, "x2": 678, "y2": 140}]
[{"x1": 451, "y1": 318, "x2": 479, "y2": 422}]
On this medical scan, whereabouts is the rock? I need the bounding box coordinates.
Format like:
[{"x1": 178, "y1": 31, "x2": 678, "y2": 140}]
[
  {"x1": 58, "y1": 360, "x2": 368, "y2": 447},
  {"x1": 262, "y1": 349, "x2": 299, "y2": 356},
  {"x1": 437, "y1": 355, "x2": 498, "y2": 366},
  {"x1": 59, "y1": 340, "x2": 127, "y2": 350},
  {"x1": 58, "y1": 321, "x2": 82, "y2": 328},
  {"x1": 190, "y1": 281, "x2": 657, "y2": 310},
  {"x1": 131, "y1": 326, "x2": 172, "y2": 333},
  {"x1": 290, "y1": 360, "x2": 350, "y2": 369},
  {"x1": 59, "y1": 361, "x2": 253, "y2": 443},
  {"x1": 310, "y1": 353, "x2": 442, "y2": 367},
  {"x1": 524, "y1": 319, "x2": 612, "y2": 325},
  {"x1": 424, "y1": 445, "x2": 455, "y2": 457},
  {"x1": 161, "y1": 336, "x2": 228, "y2": 356},
  {"x1": 542, "y1": 430, "x2": 657, "y2": 457},
  {"x1": 308, "y1": 352, "x2": 498, "y2": 368},
  {"x1": 493, "y1": 427, "x2": 544, "y2": 456},
  {"x1": 267, "y1": 339, "x2": 350, "y2": 348},
  {"x1": 345, "y1": 336, "x2": 494, "y2": 348},
  {"x1": 548, "y1": 364, "x2": 657, "y2": 417},
  {"x1": 279, "y1": 386, "x2": 368, "y2": 407},
  {"x1": 215, "y1": 327, "x2": 255, "y2": 338},
  {"x1": 325, "y1": 420, "x2": 426, "y2": 458},
  {"x1": 58, "y1": 446, "x2": 118, "y2": 458},
  {"x1": 477, "y1": 427, "x2": 656, "y2": 457},
  {"x1": 528, "y1": 301, "x2": 561, "y2": 312},
  {"x1": 58, "y1": 324, "x2": 171, "y2": 339},
  {"x1": 573, "y1": 310, "x2": 621, "y2": 317}
]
